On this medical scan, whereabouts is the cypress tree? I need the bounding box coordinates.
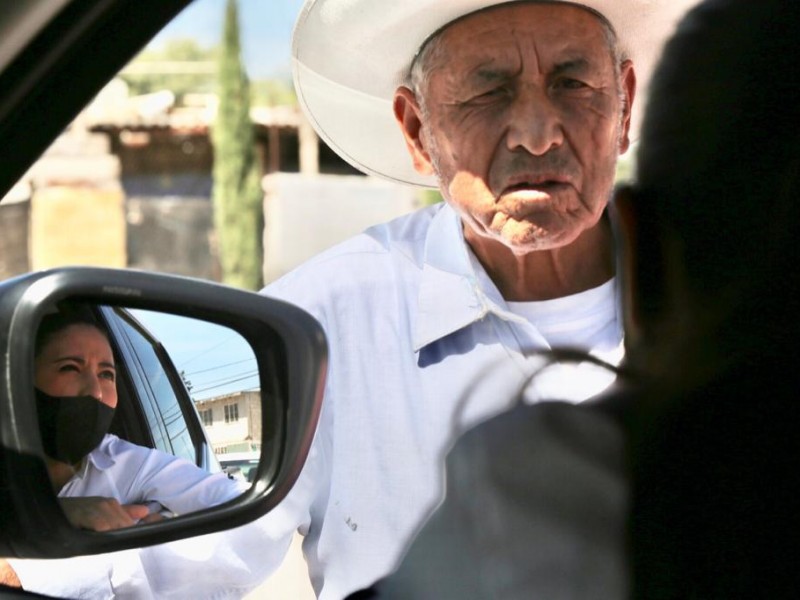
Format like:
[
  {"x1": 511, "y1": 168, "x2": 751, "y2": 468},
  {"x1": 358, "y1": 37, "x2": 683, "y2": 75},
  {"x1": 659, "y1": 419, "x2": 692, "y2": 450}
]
[{"x1": 212, "y1": 0, "x2": 263, "y2": 290}]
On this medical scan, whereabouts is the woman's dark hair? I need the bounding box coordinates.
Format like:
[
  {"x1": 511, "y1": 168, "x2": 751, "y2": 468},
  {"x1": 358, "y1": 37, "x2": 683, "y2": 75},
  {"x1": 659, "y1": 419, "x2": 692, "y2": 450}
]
[{"x1": 35, "y1": 306, "x2": 111, "y2": 358}]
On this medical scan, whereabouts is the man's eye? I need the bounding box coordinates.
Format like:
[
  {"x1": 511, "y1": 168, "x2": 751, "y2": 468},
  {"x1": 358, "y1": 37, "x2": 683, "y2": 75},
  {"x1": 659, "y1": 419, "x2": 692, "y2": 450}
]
[
  {"x1": 58, "y1": 364, "x2": 79, "y2": 373},
  {"x1": 100, "y1": 371, "x2": 116, "y2": 382},
  {"x1": 555, "y1": 78, "x2": 589, "y2": 91},
  {"x1": 466, "y1": 87, "x2": 506, "y2": 103}
]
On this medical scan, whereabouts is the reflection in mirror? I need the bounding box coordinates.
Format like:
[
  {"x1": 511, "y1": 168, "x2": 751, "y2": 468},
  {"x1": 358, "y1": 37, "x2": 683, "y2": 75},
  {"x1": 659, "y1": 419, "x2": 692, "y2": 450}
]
[
  {"x1": 33, "y1": 302, "x2": 263, "y2": 533},
  {"x1": 127, "y1": 308, "x2": 262, "y2": 473}
]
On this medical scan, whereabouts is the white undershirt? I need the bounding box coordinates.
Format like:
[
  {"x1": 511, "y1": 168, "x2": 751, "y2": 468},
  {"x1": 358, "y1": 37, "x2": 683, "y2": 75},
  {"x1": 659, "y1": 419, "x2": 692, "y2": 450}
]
[{"x1": 506, "y1": 278, "x2": 619, "y2": 351}]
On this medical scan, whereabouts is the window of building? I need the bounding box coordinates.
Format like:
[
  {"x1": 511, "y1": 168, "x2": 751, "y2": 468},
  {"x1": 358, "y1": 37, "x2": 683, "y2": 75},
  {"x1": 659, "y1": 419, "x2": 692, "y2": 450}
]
[
  {"x1": 224, "y1": 403, "x2": 239, "y2": 423},
  {"x1": 200, "y1": 409, "x2": 213, "y2": 426}
]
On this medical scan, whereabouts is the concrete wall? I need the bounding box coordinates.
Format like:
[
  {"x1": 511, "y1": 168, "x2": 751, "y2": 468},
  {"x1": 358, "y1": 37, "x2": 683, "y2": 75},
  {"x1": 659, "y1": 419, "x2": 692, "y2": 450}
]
[
  {"x1": 262, "y1": 173, "x2": 420, "y2": 284},
  {"x1": 4, "y1": 131, "x2": 426, "y2": 291},
  {"x1": 123, "y1": 172, "x2": 424, "y2": 286},
  {"x1": 0, "y1": 198, "x2": 30, "y2": 279},
  {"x1": 126, "y1": 196, "x2": 217, "y2": 280},
  {"x1": 26, "y1": 131, "x2": 127, "y2": 270},
  {"x1": 2, "y1": 130, "x2": 217, "y2": 280},
  {"x1": 30, "y1": 185, "x2": 126, "y2": 270}
]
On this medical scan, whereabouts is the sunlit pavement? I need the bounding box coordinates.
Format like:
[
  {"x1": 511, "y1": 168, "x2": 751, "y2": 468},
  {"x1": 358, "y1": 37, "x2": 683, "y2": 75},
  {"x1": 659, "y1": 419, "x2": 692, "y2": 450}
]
[{"x1": 246, "y1": 534, "x2": 316, "y2": 599}]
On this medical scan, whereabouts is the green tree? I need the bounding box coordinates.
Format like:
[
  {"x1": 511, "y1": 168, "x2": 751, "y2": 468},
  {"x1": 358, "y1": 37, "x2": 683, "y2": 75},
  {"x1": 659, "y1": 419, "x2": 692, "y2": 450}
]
[
  {"x1": 211, "y1": 0, "x2": 263, "y2": 290},
  {"x1": 121, "y1": 39, "x2": 218, "y2": 101},
  {"x1": 419, "y1": 189, "x2": 443, "y2": 206},
  {"x1": 251, "y1": 78, "x2": 297, "y2": 107},
  {"x1": 615, "y1": 146, "x2": 637, "y2": 185}
]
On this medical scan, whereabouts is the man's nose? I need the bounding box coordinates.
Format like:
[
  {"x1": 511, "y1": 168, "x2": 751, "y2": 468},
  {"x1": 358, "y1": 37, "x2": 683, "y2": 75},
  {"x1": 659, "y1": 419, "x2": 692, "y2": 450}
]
[{"x1": 505, "y1": 87, "x2": 564, "y2": 155}]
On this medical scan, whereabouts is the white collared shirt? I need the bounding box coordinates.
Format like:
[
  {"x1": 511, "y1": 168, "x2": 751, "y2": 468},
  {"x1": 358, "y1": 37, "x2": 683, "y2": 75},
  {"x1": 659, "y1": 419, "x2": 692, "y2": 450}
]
[
  {"x1": 61, "y1": 435, "x2": 242, "y2": 514},
  {"x1": 8, "y1": 435, "x2": 254, "y2": 599},
  {"x1": 6, "y1": 203, "x2": 623, "y2": 599},
  {"x1": 260, "y1": 202, "x2": 624, "y2": 599}
]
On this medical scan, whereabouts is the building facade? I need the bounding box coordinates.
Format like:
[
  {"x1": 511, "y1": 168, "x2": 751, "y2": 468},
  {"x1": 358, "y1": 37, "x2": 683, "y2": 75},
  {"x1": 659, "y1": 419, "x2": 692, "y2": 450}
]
[{"x1": 195, "y1": 389, "x2": 262, "y2": 455}]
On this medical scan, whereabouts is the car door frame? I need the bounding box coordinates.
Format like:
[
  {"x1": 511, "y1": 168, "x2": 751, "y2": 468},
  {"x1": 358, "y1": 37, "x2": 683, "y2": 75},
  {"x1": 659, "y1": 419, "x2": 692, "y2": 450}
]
[
  {"x1": 0, "y1": 0, "x2": 193, "y2": 201},
  {"x1": 99, "y1": 305, "x2": 218, "y2": 471}
]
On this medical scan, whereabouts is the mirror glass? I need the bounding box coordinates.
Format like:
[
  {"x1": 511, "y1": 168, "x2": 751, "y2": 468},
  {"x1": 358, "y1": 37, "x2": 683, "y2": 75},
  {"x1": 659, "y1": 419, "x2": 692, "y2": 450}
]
[
  {"x1": 127, "y1": 308, "x2": 261, "y2": 475},
  {"x1": 33, "y1": 302, "x2": 266, "y2": 532}
]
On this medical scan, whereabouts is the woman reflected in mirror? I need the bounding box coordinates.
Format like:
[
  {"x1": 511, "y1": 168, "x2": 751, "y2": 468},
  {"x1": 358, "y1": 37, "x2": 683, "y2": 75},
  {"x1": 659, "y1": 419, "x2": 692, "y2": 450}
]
[
  {"x1": 1, "y1": 307, "x2": 249, "y2": 591},
  {"x1": 32, "y1": 308, "x2": 246, "y2": 530},
  {"x1": 33, "y1": 310, "x2": 158, "y2": 531}
]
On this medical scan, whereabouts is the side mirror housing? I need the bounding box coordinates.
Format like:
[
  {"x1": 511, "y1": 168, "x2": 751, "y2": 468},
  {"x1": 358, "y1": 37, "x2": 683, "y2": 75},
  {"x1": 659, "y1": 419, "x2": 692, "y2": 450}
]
[{"x1": 0, "y1": 267, "x2": 327, "y2": 558}]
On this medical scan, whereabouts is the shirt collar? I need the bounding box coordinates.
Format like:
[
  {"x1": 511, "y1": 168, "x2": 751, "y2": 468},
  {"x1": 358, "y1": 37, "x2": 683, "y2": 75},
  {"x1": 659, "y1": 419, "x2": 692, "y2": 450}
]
[
  {"x1": 414, "y1": 204, "x2": 517, "y2": 352},
  {"x1": 79, "y1": 434, "x2": 115, "y2": 474}
]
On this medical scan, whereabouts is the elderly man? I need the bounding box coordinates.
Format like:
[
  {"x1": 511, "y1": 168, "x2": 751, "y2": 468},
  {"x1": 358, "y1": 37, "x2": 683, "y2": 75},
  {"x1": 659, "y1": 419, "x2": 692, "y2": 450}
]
[
  {"x1": 0, "y1": 4, "x2": 690, "y2": 598},
  {"x1": 262, "y1": 1, "x2": 693, "y2": 597},
  {"x1": 360, "y1": 1, "x2": 800, "y2": 597}
]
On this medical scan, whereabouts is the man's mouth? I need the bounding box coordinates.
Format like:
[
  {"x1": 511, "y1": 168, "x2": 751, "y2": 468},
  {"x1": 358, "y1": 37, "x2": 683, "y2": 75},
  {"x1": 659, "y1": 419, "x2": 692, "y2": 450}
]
[{"x1": 502, "y1": 179, "x2": 569, "y2": 195}]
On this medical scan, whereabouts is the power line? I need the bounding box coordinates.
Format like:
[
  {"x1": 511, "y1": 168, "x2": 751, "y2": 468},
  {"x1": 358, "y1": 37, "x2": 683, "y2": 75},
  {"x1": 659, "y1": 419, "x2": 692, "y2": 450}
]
[
  {"x1": 191, "y1": 371, "x2": 260, "y2": 395},
  {"x1": 191, "y1": 368, "x2": 258, "y2": 389},
  {"x1": 184, "y1": 357, "x2": 255, "y2": 377},
  {"x1": 177, "y1": 333, "x2": 245, "y2": 368}
]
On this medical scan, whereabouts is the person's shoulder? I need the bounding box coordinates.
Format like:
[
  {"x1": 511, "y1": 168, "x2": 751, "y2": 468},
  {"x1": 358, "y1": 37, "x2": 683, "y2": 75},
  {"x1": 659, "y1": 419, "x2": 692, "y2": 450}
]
[
  {"x1": 283, "y1": 202, "x2": 440, "y2": 272},
  {"x1": 362, "y1": 201, "x2": 443, "y2": 252},
  {"x1": 99, "y1": 434, "x2": 159, "y2": 462},
  {"x1": 452, "y1": 398, "x2": 625, "y2": 475},
  {"x1": 262, "y1": 203, "x2": 444, "y2": 305}
]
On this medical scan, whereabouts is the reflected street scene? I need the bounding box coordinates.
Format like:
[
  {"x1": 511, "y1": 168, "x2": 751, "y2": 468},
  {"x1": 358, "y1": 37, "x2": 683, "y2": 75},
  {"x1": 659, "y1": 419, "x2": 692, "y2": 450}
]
[{"x1": 130, "y1": 309, "x2": 262, "y2": 475}]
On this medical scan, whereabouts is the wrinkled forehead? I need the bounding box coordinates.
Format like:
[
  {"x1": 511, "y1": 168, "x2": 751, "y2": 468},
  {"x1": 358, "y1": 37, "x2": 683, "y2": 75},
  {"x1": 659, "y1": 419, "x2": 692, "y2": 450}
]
[{"x1": 414, "y1": 1, "x2": 617, "y2": 72}]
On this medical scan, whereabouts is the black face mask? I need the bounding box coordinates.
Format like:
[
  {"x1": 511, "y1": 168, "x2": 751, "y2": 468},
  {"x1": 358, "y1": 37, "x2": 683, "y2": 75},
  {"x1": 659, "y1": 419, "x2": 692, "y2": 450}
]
[{"x1": 35, "y1": 388, "x2": 115, "y2": 465}]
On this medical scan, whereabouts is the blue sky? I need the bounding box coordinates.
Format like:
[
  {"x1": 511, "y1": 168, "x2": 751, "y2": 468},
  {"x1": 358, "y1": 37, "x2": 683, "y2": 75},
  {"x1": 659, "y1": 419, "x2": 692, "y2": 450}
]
[
  {"x1": 150, "y1": 0, "x2": 305, "y2": 80},
  {"x1": 131, "y1": 309, "x2": 259, "y2": 402}
]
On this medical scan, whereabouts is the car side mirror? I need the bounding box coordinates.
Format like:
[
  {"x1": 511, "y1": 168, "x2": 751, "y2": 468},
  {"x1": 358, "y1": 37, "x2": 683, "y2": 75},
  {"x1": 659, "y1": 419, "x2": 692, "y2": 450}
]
[{"x1": 0, "y1": 267, "x2": 327, "y2": 558}]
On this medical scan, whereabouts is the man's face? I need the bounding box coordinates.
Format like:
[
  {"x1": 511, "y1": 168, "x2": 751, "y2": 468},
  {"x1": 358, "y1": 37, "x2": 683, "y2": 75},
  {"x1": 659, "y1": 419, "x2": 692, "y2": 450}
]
[{"x1": 396, "y1": 3, "x2": 634, "y2": 255}]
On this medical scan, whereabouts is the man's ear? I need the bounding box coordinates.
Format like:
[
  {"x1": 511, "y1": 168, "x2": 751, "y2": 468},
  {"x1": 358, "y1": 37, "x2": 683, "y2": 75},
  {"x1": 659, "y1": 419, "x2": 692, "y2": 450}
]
[
  {"x1": 618, "y1": 60, "x2": 636, "y2": 154},
  {"x1": 393, "y1": 86, "x2": 435, "y2": 176}
]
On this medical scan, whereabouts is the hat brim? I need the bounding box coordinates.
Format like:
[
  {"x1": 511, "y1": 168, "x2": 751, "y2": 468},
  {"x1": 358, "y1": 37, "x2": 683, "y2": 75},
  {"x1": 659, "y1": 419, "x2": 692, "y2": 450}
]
[{"x1": 293, "y1": 0, "x2": 699, "y2": 188}]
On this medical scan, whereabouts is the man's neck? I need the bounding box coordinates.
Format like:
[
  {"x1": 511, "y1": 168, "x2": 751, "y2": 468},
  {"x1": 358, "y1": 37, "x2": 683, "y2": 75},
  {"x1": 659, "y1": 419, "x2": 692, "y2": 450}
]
[{"x1": 465, "y1": 219, "x2": 615, "y2": 302}]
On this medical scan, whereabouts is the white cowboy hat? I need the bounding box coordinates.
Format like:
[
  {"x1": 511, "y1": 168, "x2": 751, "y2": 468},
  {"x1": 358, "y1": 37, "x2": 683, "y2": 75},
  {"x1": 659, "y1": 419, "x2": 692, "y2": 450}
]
[{"x1": 292, "y1": 0, "x2": 700, "y2": 188}]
